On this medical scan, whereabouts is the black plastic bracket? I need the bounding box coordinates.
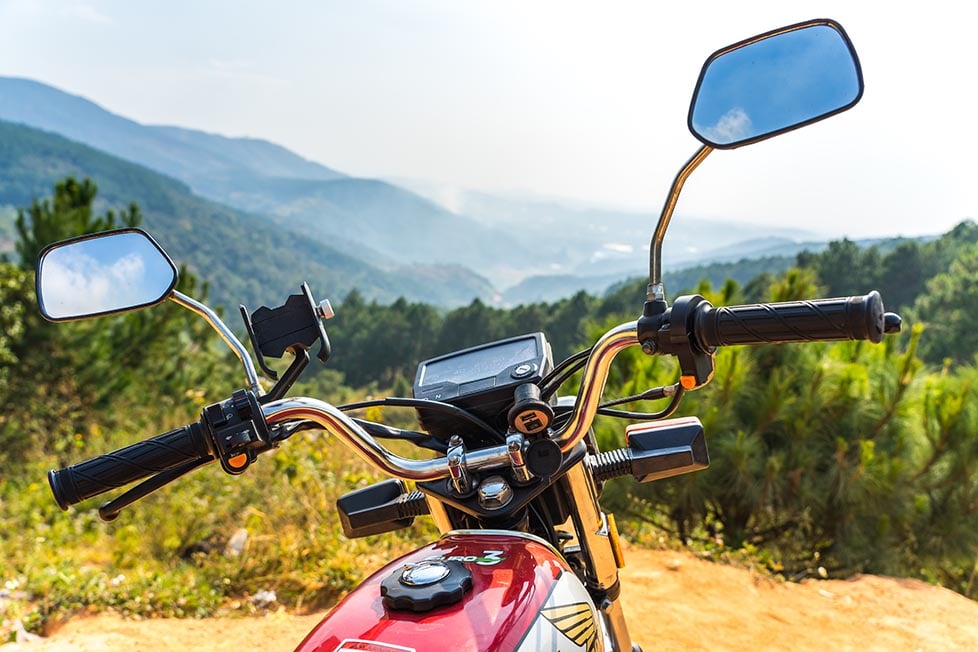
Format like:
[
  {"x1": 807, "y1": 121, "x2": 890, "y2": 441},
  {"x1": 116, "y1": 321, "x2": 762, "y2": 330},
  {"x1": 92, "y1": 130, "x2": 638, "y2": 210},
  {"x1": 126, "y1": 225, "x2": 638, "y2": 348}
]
[
  {"x1": 241, "y1": 304, "x2": 279, "y2": 380},
  {"x1": 241, "y1": 282, "x2": 331, "y2": 372},
  {"x1": 260, "y1": 349, "x2": 310, "y2": 405},
  {"x1": 241, "y1": 282, "x2": 332, "y2": 400}
]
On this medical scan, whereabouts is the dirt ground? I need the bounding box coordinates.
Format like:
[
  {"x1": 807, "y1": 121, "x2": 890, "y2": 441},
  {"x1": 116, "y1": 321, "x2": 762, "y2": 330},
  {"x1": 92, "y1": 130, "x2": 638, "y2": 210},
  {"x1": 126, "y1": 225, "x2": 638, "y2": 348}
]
[{"x1": 5, "y1": 547, "x2": 978, "y2": 651}]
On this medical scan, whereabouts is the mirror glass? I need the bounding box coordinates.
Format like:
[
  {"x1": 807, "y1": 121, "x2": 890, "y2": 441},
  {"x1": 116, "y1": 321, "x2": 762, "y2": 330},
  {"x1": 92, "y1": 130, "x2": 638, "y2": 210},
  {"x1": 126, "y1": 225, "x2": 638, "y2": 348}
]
[
  {"x1": 689, "y1": 22, "x2": 861, "y2": 148},
  {"x1": 37, "y1": 229, "x2": 178, "y2": 321}
]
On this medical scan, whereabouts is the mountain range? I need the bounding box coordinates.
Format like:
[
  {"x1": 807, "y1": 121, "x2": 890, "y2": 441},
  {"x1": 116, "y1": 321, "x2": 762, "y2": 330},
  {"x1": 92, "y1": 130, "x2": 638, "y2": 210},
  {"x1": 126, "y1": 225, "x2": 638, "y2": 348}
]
[
  {"x1": 0, "y1": 77, "x2": 531, "y2": 282},
  {"x1": 0, "y1": 75, "x2": 870, "y2": 307},
  {"x1": 0, "y1": 120, "x2": 493, "y2": 309}
]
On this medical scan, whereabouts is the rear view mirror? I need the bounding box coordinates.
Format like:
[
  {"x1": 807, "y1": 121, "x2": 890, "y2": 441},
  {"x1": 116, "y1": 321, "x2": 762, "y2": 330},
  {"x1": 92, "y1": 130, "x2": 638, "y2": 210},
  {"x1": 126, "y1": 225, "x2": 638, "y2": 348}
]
[
  {"x1": 36, "y1": 228, "x2": 179, "y2": 322},
  {"x1": 689, "y1": 19, "x2": 862, "y2": 149}
]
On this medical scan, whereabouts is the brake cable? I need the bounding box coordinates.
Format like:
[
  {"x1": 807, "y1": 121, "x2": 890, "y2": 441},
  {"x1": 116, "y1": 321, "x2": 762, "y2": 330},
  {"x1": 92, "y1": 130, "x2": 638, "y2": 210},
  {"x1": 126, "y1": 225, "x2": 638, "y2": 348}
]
[
  {"x1": 338, "y1": 397, "x2": 503, "y2": 444},
  {"x1": 539, "y1": 348, "x2": 591, "y2": 401}
]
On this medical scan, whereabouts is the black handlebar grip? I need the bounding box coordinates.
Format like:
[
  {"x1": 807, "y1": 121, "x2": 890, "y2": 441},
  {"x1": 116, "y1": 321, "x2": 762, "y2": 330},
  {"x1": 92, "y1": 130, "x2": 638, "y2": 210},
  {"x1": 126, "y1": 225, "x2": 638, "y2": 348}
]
[
  {"x1": 48, "y1": 422, "x2": 211, "y2": 510},
  {"x1": 693, "y1": 291, "x2": 887, "y2": 349}
]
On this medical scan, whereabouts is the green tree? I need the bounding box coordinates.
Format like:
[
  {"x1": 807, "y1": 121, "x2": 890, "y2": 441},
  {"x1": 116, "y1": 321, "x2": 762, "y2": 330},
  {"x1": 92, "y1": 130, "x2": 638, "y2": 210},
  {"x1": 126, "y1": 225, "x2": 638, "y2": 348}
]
[
  {"x1": 910, "y1": 242, "x2": 978, "y2": 365},
  {"x1": 0, "y1": 261, "x2": 84, "y2": 461},
  {"x1": 877, "y1": 241, "x2": 924, "y2": 311},
  {"x1": 544, "y1": 291, "x2": 597, "y2": 359},
  {"x1": 326, "y1": 291, "x2": 444, "y2": 388},
  {"x1": 435, "y1": 299, "x2": 504, "y2": 356},
  {"x1": 1, "y1": 178, "x2": 227, "y2": 463},
  {"x1": 15, "y1": 176, "x2": 140, "y2": 269},
  {"x1": 797, "y1": 238, "x2": 878, "y2": 297}
]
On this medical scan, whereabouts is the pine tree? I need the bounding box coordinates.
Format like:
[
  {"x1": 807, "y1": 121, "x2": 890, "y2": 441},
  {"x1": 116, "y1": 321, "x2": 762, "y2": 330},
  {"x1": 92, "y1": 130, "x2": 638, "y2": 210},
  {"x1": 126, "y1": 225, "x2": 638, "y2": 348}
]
[
  {"x1": 15, "y1": 177, "x2": 140, "y2": 270},
  {"x1": 2, "y1": 178, "x2": 226, "y2": 463}
]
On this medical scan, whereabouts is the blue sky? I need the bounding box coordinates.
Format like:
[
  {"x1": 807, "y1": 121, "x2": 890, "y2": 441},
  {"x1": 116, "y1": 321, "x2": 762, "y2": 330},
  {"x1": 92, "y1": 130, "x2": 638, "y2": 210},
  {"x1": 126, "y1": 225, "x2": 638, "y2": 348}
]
[{"x1": 0, "y1": 0, "x2": 974, "y2": 239}]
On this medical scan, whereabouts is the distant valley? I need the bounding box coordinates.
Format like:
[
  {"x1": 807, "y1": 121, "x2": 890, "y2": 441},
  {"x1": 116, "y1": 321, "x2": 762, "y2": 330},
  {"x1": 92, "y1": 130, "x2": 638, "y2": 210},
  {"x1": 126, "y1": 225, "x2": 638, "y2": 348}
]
[{"x1": 0, "y1": 76, "x2": 913, "y2": 308}]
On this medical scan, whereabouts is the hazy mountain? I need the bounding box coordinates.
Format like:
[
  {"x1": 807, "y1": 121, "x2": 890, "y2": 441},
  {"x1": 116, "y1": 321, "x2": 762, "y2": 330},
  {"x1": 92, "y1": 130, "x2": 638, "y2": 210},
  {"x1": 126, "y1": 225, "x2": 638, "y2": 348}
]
[
  {"x1": 200, "y1": 175, "x2": 531, "y2": 273},
  {"x1": 0, "y1": 77, "x2": 531, "y2": 276},
  {"x1": 0, "y1": 120, "x2": 493, "y2": 308},
  {"x1": 0, "y1": 77, "x2": 345, "y2": 185},
  {"x1": 392, "y1": 183, "x2": 821, "y2": 283},
  {"x1": 500, "y1": 256, "x2": 801, "y2": 305},
  {"x1": 502, "y1": 234, "x2": 931, "y2": 305},
  {"x1": 501, "y1": 273, "x2": 631, "y2": 305},
  {"x1": 3, "y1": 76, "x2": 913, "y2": 309}
]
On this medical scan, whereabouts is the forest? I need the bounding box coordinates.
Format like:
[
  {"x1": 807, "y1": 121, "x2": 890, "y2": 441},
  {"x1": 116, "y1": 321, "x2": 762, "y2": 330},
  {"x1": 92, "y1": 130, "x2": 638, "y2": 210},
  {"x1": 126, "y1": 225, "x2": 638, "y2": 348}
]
[{"x1": 2, "y1": 178, "x2": 978, "y2": 635}]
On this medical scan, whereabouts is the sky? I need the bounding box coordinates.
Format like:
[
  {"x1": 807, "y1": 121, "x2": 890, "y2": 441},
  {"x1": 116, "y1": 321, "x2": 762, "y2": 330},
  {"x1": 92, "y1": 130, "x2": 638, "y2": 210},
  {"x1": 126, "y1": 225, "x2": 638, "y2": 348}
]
[{"x1": 0, "y1": 0, "x2": 974, "y2": 240}]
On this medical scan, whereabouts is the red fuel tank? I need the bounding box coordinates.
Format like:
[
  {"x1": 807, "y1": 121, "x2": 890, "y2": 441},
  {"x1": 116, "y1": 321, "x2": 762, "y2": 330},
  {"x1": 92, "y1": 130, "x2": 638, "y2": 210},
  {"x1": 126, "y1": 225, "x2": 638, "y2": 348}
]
[{"x1": 296, "y1": 530, "x2": 603, "y2": 652}]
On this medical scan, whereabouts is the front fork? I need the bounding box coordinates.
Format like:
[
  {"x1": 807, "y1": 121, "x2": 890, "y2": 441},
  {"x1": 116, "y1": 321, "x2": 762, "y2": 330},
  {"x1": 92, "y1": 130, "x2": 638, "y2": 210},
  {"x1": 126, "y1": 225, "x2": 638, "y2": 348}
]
[
  {"x1": 565, "y1": 464, "x2": 637, "y2": 652},
  {"x1": 563, "y1": 462, "x2": 635, "y2": 652}
]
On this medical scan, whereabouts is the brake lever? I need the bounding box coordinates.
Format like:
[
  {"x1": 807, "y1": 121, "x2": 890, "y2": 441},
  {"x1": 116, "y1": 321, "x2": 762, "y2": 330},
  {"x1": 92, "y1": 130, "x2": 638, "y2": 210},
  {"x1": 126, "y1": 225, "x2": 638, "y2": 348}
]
[{"x1": 97, "y1": 457, "x2": 213, "y2": 522}]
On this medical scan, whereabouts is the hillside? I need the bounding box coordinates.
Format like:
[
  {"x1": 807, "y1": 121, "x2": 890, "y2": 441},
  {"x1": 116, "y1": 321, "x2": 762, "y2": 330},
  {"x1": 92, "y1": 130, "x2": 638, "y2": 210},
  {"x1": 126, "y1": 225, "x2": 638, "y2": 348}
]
[
  {"x1": 204, "y1": 175, "x2": 532, "y2": 274},
  {"x1": 0, "y1": 77, "x2": 345, "y2": 185},
  {"x1": 0, "y1": 77, "x2": 532, "y2": 277},
  {"x1": 0, "y1": 120, "x2": 493, "y2": 308}
]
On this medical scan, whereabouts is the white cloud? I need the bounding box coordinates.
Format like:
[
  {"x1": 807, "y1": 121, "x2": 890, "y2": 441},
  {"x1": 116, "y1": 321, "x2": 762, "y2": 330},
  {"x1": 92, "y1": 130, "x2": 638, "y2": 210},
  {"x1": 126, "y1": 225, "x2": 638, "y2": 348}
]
[
  {"x1": 60, "y1": 3, "x2": 112, "y2": 24},
  {"x1": 0, "y1": 0, "x2": 112, "y2": 24},
  {"x1": 39, "y1": 247, "x2": 164, "y2": 319},
  {"x1": 698, "y1": 108, "x2": 753, "y2": 145}
]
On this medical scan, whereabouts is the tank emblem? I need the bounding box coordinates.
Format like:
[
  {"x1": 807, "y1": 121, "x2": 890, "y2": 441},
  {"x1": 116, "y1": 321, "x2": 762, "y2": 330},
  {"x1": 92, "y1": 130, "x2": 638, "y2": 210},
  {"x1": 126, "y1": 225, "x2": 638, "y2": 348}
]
[
  {"x1": 422, "y1": 549, "x2": 506, "y2": 566},
  {"x1": 541, "y1": 603, "x2": 598, "y2": 652}
]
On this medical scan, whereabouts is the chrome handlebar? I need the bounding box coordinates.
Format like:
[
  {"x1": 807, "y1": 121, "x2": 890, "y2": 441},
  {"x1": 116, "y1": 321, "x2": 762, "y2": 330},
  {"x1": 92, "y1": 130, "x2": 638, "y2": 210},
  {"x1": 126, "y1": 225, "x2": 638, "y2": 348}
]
[
  {"x1": 261, "y1": 321, "x2": 640, "y2": 482},
  {"x1": 552, "y1": 321, "x2": 639, "y2": 449}
]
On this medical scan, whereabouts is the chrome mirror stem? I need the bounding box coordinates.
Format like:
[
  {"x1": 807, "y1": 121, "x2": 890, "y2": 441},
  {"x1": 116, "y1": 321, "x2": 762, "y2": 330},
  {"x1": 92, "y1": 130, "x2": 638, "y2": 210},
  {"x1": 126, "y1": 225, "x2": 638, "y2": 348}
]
[
  {"x1": 169, "y1": 291, "x2": 262, "y2": 394},
  {"x1": 648, "y1": 144, "x2": 712, "y2": 302}
]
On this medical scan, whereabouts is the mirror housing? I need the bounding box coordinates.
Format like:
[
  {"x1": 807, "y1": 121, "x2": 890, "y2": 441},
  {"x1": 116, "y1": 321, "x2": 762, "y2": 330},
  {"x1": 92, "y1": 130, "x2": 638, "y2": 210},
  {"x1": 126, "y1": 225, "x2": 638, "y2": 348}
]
[
  {"x1": 688, "y1": 19, "x2": 862, "y2": 149},
  {"x1": 36, "y1": 228, "x2": 179, "y2": 322}
]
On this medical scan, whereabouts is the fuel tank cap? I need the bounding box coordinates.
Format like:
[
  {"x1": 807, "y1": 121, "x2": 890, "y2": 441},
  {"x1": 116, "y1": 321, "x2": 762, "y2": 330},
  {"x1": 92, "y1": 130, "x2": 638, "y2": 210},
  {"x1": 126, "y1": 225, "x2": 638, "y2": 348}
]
[
  {"x1": 401, "y1": 561, "x2": 451, "y2": 586},
  {"x1": 381, "y1": 560, "x2": 472, "y2": 612}
]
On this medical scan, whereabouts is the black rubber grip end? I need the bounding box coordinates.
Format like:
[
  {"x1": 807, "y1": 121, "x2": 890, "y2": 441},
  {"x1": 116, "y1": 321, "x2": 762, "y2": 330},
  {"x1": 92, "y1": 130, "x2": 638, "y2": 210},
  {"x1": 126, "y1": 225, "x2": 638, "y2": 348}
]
[{"x1": 48, "y1": 468, "x2": 73, "y2": 511}]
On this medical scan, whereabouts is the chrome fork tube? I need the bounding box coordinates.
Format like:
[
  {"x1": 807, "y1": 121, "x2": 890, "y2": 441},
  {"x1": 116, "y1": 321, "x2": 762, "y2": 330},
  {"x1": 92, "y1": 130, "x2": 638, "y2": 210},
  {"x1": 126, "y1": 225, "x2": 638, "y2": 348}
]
[
  {"x1": 564, "y1": 462, "x2": 634, "y2": 651},
  {"x1": 600, "y1": 602, "x2": 633, "y2": 652},
  {"x1": 425, "y1": 496, "x2": 454, "y2": 533}
]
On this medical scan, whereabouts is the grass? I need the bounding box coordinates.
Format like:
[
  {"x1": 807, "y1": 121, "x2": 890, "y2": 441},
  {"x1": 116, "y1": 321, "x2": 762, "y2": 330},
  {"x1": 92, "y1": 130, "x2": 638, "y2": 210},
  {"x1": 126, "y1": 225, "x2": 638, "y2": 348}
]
[{"x1": 0, "y1": 412, "x2": 436, "y2": 640}]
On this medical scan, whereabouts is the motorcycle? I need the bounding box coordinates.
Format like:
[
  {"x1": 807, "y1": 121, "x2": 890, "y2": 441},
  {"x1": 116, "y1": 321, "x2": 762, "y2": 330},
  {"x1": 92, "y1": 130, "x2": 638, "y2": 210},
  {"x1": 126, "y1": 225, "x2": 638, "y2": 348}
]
[{"x1": 35, "y1": 19, "x2": 902, "y2": 652}]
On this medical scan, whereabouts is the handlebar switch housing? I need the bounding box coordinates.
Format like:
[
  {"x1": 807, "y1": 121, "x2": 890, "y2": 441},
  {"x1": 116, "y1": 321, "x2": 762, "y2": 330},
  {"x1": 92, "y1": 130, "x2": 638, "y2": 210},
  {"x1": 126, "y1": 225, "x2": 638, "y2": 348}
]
[
  {"x1": 638, "y1": 295, "x2": 716, "y2": 389},
  {"x1": 202, "y1": 389, "x2": 270, "y2": 475}
]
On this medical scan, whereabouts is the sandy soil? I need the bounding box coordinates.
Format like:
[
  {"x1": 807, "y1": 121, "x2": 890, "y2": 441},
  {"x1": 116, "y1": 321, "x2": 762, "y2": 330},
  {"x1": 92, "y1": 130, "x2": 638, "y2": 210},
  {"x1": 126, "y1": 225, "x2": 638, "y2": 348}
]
[{"x1": 5, "y1": 547, "x2": 978, "y2": 651}]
